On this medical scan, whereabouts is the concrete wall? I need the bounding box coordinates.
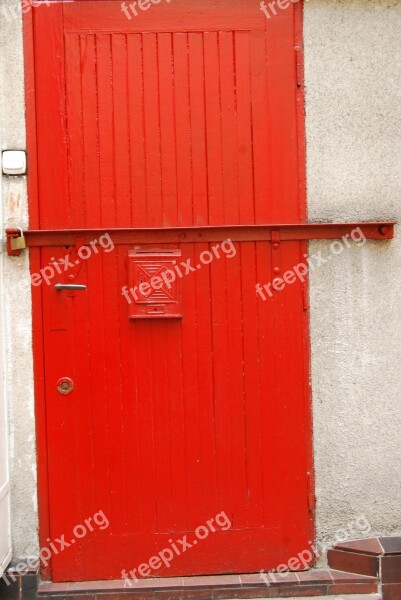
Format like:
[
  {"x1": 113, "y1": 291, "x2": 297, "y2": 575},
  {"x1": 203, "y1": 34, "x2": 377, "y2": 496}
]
[
  {"x1": 0, "y1": 0, "x2": 38, "y2": 559},
  {"x1": 304, "y1": 0, "x2": 401, "y2": 551},
  {"x1": 0, "y1": 0, "x2": 400, "y2": 565}
]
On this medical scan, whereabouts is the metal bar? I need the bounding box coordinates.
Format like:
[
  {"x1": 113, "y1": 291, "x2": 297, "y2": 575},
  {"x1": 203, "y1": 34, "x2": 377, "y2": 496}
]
[
  {"x1": 55, "y1": 284, "x2": 87, "y2": 291},
  {"x1": 5, "y1": 222, "x2": 395, "y2": 255}
]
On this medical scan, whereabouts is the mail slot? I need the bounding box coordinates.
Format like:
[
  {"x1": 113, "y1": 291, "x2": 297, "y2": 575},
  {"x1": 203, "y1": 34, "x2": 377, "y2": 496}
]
[{"x1": 127, "y1": 249, "x2": 182, "y2": 319}]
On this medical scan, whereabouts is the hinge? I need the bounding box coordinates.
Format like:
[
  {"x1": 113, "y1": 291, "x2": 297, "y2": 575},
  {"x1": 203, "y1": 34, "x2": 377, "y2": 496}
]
[
  {"x1": 295, "y1": 46, "x2": 303, "y2": 88},
  {"x1": 302, "y1": 282, "x2": 309, "y2": 312},
  {"x1": 307, "y1": 471, "x2": 316, "y2": 513},
  {"x1": 271, "y1": 230, "x2": 281, "y2": 290}
]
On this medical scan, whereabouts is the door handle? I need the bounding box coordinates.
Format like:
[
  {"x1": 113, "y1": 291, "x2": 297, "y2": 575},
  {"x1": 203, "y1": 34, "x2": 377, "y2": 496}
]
[{"x1": 55, "y1": 284, "x2": 87, "y2": 291}]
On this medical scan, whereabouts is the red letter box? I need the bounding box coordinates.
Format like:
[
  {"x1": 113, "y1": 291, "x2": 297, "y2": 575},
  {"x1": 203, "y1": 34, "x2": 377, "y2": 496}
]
[{"x1": 127, "y1": 249, "x2": 182, "y2": 319}]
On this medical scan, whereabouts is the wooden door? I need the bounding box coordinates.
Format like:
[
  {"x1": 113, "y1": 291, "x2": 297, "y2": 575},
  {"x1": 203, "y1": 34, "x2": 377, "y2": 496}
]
[{"x1": 29, "y1": 0, "x2": 313, "y2": 582}]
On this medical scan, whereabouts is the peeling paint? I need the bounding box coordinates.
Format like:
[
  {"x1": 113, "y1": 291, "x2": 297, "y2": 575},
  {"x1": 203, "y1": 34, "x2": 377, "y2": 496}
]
[{"x1": 7, "y1": 184, "x2": 22, "y2": 222}]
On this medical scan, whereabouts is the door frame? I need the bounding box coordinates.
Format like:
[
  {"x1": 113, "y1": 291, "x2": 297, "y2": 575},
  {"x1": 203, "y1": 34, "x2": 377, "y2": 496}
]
[
  {"x1": 22, "y1": 0, "x2": 314, "y2": 581},
  {"x1": 23, "y1": 7, "x2": 52, "y2": 581}
]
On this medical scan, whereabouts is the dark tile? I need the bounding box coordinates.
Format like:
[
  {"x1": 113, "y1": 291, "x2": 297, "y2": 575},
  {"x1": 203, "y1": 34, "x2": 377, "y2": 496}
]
[
  {"x1": 68, "y1": 580, "x2": 127, "y2": 591},
  {"x1": 382, "y1": 583, "x2": 401, "y2": 600},
  {"x1": 156, "y1": 592, "x2": 211, "y2": 600},
  {"x1": 0, "y1": 576, "x2": 20, "y2": 600},
  {"x1": 22, "y1": 573, "x2": 38, "y2": 599},
  {"x1": 38, "y1": 597, "x2": 96, "y2": 600},
  {"x1": 214, "y1": 583, "x2": 329, "y2": 598},
  {"x1": 37, "y1": 596, "x2": 94, "y2": 599},
  {"x1": 135, "y1": 579, "x2": 184, "y2": 591},
  {"x1": 38, "y1": 581, "x2": 70, "y2": 594},
  {"x1": 349, "y1": 597, "x2": 382, "y2": 600},
  {"x1": 242, "y1": 572, "x2": 298, "y2": 586},
  {"x1": 266, "y1": 572, "x2": 299, "y2": 586},
  {"x1": 380, "y1": 537, "x2": 401, "y2": 555},
  {"x1": 182, "y1": 575, "x2": 240, "y2": 589},
  {"x1": 238, "y1": 573, "x2": 263, "y2": 586},
  {"x1": 334, "y1": 537, "x2": 384, "y2": 556},
  {"x1": 265, "y1": 584, "x2": 327, "y2": 597},
  {"x1": 337, "y1": 597, "x2": 381, "y2": 600},
  {"x1": 213, "y1": 587, "x2": 268, "y2": 599},
  {"x1": 328, "y1": 582, "x2": 378, "y2": 595},
  {"x1": 297, "y1": 568, "x2": 332, "y2": 584},
  {"x1": 327, "y1": 548, "x2": 379, "y2": 576},
  {"x1": 96, "y1": 594, "x2": 153, "y2": 600},
  {"x1": 172, "y1": 592, "x2": 213, "y2": 600},
  {"x1": 211, "y1": 592, "x2": 240, "y2": 600},
  {"x1": 188, "y1": 593, "x2": 213, "y2": 600},
  {"x1": 36, "y1": 597, "x2": 68, "y2": 600},
  {"x1": 381, "y1": 555, "x2": 401, "y2": 583},
  {"x1": 329, "y1": 568, "x2": 378, "y2": 583}
]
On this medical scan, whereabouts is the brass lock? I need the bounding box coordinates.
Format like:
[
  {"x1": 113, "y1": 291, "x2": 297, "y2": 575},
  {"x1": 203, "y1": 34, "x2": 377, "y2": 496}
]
[
  {"x1": 57, "y1": 377, "x2": 74, "y2": 395},
  {"x1": 10, "y1": 227, "x2": 27, "y2": 251}
]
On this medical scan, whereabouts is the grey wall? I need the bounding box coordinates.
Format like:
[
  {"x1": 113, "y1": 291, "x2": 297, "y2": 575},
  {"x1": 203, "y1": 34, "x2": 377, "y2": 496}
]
[
  {"x1": 304, "y1": 0, "x2": 401, "y2": 552},
  {"x1": 0, "y1": 0, "x2": 400, "y2": 564},
  {"x1": 0, "y1": 0, "x2": 38, "y2": 559}
]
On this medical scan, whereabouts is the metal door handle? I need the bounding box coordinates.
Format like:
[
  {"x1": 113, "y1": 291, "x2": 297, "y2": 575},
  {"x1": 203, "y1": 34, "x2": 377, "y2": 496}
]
[{"x1": 55, "y1": 284, "x2": 87, "y2": 291}]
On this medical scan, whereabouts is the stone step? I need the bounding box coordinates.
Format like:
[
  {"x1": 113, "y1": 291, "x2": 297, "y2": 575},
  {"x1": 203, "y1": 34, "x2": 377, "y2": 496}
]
[{"x1": 37, "y1": 568, "x2": 379, "y2": 599}]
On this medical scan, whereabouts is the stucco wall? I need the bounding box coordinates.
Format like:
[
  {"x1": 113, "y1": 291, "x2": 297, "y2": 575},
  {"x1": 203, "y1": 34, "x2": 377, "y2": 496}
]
[
  {"x1": 304, "y1": 0, "x2": 401, "y2": 552},
  {"x1": 0, "y1": 0, "x2": 400, "y2": 565},
  {"x1": 0, "y1": 0, "x2": 38, "y2": 559}
]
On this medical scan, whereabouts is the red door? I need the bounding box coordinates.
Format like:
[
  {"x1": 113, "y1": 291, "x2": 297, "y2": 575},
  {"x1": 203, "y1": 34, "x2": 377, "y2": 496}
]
[{"x1": 28, "y1": 0, "x2": 313, "y2": 582}]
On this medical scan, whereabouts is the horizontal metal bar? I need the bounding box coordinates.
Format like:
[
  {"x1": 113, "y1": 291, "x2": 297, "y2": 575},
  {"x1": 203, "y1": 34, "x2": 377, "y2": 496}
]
[{"x1": 5, "y1": 222, "x2": 395, "y2": 255}]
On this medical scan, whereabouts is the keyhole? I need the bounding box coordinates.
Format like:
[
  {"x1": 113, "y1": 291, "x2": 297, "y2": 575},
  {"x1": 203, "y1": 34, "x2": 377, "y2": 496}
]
[{"x1": 57, "y1": 378, "x2": 74, "y2": 395}]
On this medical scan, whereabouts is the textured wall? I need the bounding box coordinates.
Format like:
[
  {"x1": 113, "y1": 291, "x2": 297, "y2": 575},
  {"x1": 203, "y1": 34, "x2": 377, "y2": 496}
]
[
  {"x1": 1, "y1": 0, "x2": 401, "y2": 565},
  {"x1": 304, "y1": 0, "x2": 401, "y2": 553},
  {"x1": 0, "y1": 0, "x2": 39, "y2": 559}
]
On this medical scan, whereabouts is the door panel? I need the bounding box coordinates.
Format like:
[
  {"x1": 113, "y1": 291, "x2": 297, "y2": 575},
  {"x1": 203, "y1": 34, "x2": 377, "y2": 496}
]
[{"x1": 31, "y1": 0, "x2": 312, "y2": 582}]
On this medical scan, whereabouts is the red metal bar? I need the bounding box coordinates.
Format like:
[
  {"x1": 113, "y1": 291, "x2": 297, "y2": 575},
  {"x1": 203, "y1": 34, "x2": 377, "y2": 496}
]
[{"x1": 5, "y1": 222, "x2": 395, "y2": 255}]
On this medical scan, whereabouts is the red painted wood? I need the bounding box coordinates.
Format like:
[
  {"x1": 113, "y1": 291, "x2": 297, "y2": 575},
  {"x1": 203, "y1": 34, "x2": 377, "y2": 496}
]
[
  {"x1": 63, "y1": 0, "x2": 266, "y2": 33},
  {"x1": 28, "y1": 0, "x2": 317, "y2": 582}
]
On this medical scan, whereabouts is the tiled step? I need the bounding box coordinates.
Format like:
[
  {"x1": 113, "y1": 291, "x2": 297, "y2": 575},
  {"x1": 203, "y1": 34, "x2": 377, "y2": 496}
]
[
  {"x1": 328, "y1": 536, "x2": 401, "y2": 600},
  {"x1": 37, "y1": 569, "x2": 379, "y2": 599},
  {"x1": 257, "y1": 597, "x2": 382, "y2": 600}
]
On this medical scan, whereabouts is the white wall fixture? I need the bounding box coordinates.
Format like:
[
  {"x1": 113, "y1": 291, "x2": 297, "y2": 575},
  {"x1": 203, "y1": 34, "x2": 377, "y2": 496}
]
[{"x1": 2, "y1": 150, "x2": 26, "y2": 176}]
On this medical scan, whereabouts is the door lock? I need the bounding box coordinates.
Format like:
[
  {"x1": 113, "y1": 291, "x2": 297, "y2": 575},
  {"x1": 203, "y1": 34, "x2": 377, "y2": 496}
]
[
  {"x1": 10, "y1": 227, "x2": 26, "y2": 251},
  {"x1": 57, "y1": 377, "x2": 74, "y2": 395}
]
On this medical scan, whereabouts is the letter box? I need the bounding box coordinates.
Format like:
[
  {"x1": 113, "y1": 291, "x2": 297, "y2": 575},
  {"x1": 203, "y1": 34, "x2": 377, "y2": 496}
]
[{"x1": 127, "y1": 249, "x2": 182, "y2": 319}]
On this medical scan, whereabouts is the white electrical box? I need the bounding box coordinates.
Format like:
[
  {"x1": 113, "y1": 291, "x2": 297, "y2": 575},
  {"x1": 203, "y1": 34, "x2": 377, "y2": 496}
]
[{"x1": 2, "y1": 150, "x2": 27, "y2": 176}]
